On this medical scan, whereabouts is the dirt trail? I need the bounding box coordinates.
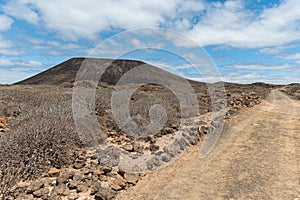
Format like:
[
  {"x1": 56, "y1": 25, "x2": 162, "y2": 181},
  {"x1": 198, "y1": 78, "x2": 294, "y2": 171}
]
[{"x1": 116, "y1": 90, "x2": 300, "y2": 200}]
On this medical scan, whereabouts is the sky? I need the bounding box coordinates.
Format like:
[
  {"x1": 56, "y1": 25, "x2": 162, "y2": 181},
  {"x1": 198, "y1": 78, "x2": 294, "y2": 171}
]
[{"x1": 0, "y1": 0, "x2": 299, "y2": 84}]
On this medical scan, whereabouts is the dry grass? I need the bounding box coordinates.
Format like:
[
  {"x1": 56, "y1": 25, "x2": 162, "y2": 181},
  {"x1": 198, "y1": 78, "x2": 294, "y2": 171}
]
[
  {"x1": 0, "y1": 86, "x2": 82, "y2": 198},
  {"x1": 0, "y1": 82, "x2": 277, "y2": 198}
]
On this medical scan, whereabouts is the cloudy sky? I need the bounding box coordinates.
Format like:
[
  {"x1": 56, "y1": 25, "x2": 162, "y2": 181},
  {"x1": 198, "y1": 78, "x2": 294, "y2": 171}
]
[{"x1": 0, "y1": 0, "x2": 299, "y2": 84}]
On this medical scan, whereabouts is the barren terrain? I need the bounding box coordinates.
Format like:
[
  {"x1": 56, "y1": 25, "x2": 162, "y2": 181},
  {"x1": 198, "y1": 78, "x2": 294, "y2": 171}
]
[
  {"x1": 116, "y1": 90, "x2": 300, "y2": 199},
  {"x1": 0, "y1": 58, "x2": 295, "y2": 199}
]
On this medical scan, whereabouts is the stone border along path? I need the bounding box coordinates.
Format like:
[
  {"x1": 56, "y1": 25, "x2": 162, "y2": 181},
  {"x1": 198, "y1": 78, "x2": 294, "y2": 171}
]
[
  {"x1": 115, "y1": 90, "x2": 300, "y2": 199},
  {"x1": 91, "y1": 116, "x2": 204, "y2": 173},
  {"x1": 6, "y1": 91, "x2": 267, "y2": 199},
  {"x1": 90, "y1": 102, "x2": 227, "y2": 173}
]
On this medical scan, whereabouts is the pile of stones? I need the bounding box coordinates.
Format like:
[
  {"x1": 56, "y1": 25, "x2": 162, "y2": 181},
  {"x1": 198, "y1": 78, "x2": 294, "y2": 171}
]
[
  {"x1": 226, "y1": 92, "x2": 262, "y2": 117},
  {"x1": 281, "y1": 84, "x2": 300, "y2": 99},
  {"x1": 9, "y1": 150, "x2": 140, "y2": 200}
]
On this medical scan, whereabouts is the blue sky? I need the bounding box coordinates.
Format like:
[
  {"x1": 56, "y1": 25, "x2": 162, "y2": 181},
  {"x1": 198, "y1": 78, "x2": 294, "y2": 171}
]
[{"x1": 0, "y1": 0, "x2": 299, "y2": 84}]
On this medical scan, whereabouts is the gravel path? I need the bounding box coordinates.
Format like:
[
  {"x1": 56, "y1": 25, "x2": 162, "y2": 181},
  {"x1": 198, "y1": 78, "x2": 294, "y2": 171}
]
[{"x1": 115, "y1": 90, "x2": 300, "y2": 199}]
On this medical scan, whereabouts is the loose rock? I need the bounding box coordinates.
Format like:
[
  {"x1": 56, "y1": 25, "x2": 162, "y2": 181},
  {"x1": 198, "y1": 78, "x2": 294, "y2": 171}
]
[
  {"x1": 48, "y1": 168, "x2": 60, "y2": 177},
  {"x1": 124, "y1": 173, "x2": 139, "y2": 184},
  {"x1": 32, "y1": 188, "x2": 49, "y2": 198}
]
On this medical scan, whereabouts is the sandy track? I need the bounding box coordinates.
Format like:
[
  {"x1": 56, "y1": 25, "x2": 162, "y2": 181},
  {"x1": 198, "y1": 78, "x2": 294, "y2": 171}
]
[{"x1": 115, "y1": 90, "x2": 300, "y2": 200}]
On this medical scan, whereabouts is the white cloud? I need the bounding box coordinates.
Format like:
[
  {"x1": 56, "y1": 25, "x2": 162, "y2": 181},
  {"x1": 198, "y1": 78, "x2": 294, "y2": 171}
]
[
  {"x1": 2, "y1": 0, "x2": 40, "y2": 24},
  {"x1": 183, "y1": 52, "x2": 212, "y2": 65},
  {"x1": 2, "y1": 0, "x2": 300, "y2": 49},
  {"x1": 130, "y1": 38, "x2": 144, "y2": 49},
  {"x1": 23, "y1": 39, "x2": 87, "y2": 56},
  {"x1": 187, "y1": 0, "x2": 300, "y2": 48},
  {"x1": 46, "y1": 40, "x2": 81, "y2": 50},
  {"x1": 227, "y1": 63, "x2": 294, "y2": 70},
  {"x1": 1, "y1": 0, "x2": 300, "y2": 85},
  {"x1": 0, "y1": 68, "x2": 36, "y2": 84},
  {"x1": 3, "y1": 0, "x2": 186, "y2": 40},
  {"x1": 1, "y1": 0, "x2": 203, "y2": 41},
  {"x1": 193, "y1": 72, "x2": 300, "y2": 84},
  {"x1": 258, "y1": 45, "x2": 295, "y2": 55},
  {"x1": 145, "y1": 60, "x2": 223, "y2": 83},
  {"x1": 281, "y1": 53, "x2": 300, "y2": 60},
  {"x1": 0, "y1": 36, "x2": 12, "y2": 49},
  {"x1": 148, "y1": 61, "x2": 300, "y2": 84},
  {"x1": 0, "y1": 35, "x2": 23, "y2": 56},
  {"x1": 146, "y1": 61, "x2": 190, "y2": 73},
  {"x1": 0, "y1": 15, "x2": 13, "y2": 31},
  {"x1": 0, "y1": 59, "x2": 43, "y2": 68},
  {"x1": 0, "y1": 49, "x2": 21, "y2": 56},
  {"x1": 279, "y1": 52, "x2": 300, "y2": 64},
  {"x1": 179, "y1": 0, "x2": 204, "y2": 12}
]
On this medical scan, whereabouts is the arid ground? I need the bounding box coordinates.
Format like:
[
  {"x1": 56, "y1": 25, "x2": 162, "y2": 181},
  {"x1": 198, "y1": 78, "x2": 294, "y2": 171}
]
[
  {"x1": 116, "y1": 90, "x2": 300, "y2": 199},
  {"x1": 0, "y1": 59, "x2": 299, "y2": 199}
]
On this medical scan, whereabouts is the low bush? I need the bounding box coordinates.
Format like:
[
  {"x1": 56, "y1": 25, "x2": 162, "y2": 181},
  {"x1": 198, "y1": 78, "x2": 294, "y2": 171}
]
[{"x1": 0, "y1": 115, "x2": 81, "y2": 198}]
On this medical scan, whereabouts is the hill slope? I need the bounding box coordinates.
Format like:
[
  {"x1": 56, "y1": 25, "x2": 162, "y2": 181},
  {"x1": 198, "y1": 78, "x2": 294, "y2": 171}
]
[{"x1": 15, "y1": 58, "x2": 188, "y2": 86}]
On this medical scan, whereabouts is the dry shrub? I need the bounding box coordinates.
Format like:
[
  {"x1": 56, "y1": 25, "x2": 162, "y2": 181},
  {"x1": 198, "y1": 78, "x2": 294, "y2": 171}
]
[
  {"x1": 285, "y1": 84, "x2": 300, "y2": 98},
  {"x1": 61, "y1": 82, "x2": 74, "y2": 88},
  {"x1": 0, "y1": 163, "x2": 25, "y2": 200},
  {"x1": 0, "y1": 115, "x2": 82, "y2": 198}
]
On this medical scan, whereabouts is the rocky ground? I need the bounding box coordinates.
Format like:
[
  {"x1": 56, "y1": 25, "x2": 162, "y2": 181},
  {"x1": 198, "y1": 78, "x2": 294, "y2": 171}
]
[
  {"x1": 0, "y1": 82, "x2": 278, "y2": 199},
  {"x1": 280, "y1": 83, "x2": 300, "y2": 99},
  {"x1": 115, "y1": 90, "x2": 300, "y2": 199},
  {"x1": 0, "y1": 117, "x2": 9, "y2": 133}
]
